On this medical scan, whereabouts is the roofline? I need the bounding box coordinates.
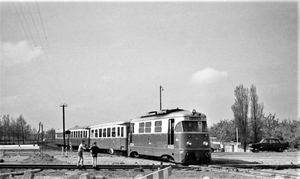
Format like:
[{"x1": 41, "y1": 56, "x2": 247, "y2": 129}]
[
  {"x1": 131, "y1": 108, "x2": 206, "y2": 122},
  {"x1": 89, "y1": 121, "x2": 130, "y2": 128}
]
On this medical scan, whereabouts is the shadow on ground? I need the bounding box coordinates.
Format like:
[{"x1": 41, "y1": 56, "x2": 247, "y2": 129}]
[{"x1": 210, "y1": 158, "x2": 260, "y2": 165}]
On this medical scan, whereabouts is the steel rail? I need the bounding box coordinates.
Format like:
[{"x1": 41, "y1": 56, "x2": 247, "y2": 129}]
[
  {"x1": 209, "y1": 164, "x2": 300, "y2": 169},
  {"x1": 0, "y1": 164, "x2": 178, "y2": 170},
  {"x1": 204, "y1": 165, "x2": 300, "y2": 178}
]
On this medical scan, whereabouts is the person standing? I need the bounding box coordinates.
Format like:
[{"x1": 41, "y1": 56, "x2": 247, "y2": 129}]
[
  {"x1": 90, "y1": 142, "x2": 100, "y2": 168},
  {"x1": 77, "y1": 140, "x2": 86, "y2": 168}
]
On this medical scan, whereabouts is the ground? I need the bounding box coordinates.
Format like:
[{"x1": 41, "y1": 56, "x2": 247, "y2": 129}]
[{"x1": 0, "y1": 150, "x2": 299, "y2": 178}]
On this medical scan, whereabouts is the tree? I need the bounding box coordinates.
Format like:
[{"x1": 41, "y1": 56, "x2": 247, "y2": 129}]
[
  {"x1": 262, "y1": 113, "x2": 279, "y2": 137},
  {"x1": 16, "y1": 115, "x2": 28, "y2": 144},
  {"x1": 45, "y1": 128, "x2": 56, "y2": 141},
  {"x1": 10, "y1": 118, "x2": 17, "y2": 144},
  {"x1": 2, "y1": 115, "x2": 11, "y2": 144},
  {"x1": 274, "y1": 119, "x2": 300, "y2": 147},
  {"x1": 209, "y1": 119, "x2": 236, "y2": 142},
  {"x1": 0, "y1": 117, "x2": 2, "y2": 143},
  {"x1": 249, "y1": 85, "x2": 264, "y2": 143},
  {"x1": 231, "y1": 84, "x2": 249, "y2": 152}
]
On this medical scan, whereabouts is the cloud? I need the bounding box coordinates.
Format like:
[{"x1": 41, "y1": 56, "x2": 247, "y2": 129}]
[
  {"x1": 191, "y1": 68, "x2": 228, "y2": 85},
  {"x1": 0, "y1": 40, "x2": 42, "y2": 66}
]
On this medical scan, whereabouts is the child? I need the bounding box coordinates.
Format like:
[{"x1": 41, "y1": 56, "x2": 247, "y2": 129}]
[
  {"x1": 77, "y1": 140, "x2": 86, "y2": 168},
  {"x1": 90, "y1": 142, "x2": 100, "y2": 168}
]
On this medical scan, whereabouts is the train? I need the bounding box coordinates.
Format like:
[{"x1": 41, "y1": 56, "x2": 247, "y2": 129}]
[{"x1": 55, "y1": 108, "x2": 212, "y2": 164}]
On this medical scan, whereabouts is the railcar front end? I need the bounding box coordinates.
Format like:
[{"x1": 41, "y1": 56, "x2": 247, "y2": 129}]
[
  {"x1": 174, "y1": 118, "x2": 211, "y2": 164},
  {"x1": 128, "y1": 108, "x2": 211, "y2": 165}
]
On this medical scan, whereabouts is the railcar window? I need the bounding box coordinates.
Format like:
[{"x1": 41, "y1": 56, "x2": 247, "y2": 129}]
[
  {"x1": 155, "y1": 121, "x2": 162, "y2": 132},
  {"x1": 121, "y1": 127, "x2": 124, "y2": 137},
  {"x1": 81, "y1": 131, "x2": 83, "y2": 138},
  {"x1": 112, "y1": 127, "x2": 116, "y2": 137},
  {"x1": 175, "y1": 121, "x2": 208, "y2": 132},
  {"x1": 95, "y1": 129, "x2": 98, "y2": 138},
  {"x1": 103, "y1": 128, "x2": 106, "y2": 137},
  {"x1": 99, "y1": 129, "x2": 102, "y2": 137},
  {"x1": 107, "y1": 128, "x2": 111, "y2": 137},
  {"x1": 117, "y1": 127, "x2": 120, "y2": 137},
  {"x1": 145, "y1": 122, "x2": 151, "y2": 133},
  {"x1": 139, "y1": 122, "x2": 145, "y2": 133}
]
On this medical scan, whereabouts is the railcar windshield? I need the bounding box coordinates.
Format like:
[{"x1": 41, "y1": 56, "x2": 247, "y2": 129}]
[{"x1": 175, "y1": 121, "x2": 208, "y2": 132}]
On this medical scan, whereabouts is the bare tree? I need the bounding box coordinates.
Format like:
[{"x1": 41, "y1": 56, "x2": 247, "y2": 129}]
[
  {"x1": 2, "y1": 115, "x2": 11, "y2": 144},
  {"x1": 45, "y1": 128, "x2": 56, "y2": 141},
  {"x1": 250, "y1": 85, "x2": 264, "y2": 143},
  {"x1": 231, "y1": 84, "x2": 249, "y2": 152},
  {"x1": 16, "y1": 115, "x2": 27, "y2": 144},
  {"x1": 0, "y1": 117, "x2": 2, "y2": 144}
]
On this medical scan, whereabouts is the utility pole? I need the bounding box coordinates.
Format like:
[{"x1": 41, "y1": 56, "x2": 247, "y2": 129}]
[
  {"x1": 160, "y1": 86, "x2": 163, "y2": 110},
  {"x1": 60, "y1": 103, "x2": 68, "y2": 152}
]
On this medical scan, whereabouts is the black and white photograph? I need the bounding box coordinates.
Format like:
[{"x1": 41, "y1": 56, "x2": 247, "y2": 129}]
[{"x1": 0, "y1": 1, "x2": 299, "y2": 178}]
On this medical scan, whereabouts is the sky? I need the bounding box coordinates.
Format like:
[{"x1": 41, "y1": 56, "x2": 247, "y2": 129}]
[{"x1": 0, "y1": 1, "x2": 298, "y2": 131}]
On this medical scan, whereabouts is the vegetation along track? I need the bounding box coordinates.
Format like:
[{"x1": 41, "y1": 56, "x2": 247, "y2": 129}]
[{"x1": 0, "y1": 164, "x2": 299, "y2": 178}]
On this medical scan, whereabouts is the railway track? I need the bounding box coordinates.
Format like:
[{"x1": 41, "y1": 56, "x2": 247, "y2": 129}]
[{"x1": 0, "y1": 164, "x2": 299, "y2": 178}]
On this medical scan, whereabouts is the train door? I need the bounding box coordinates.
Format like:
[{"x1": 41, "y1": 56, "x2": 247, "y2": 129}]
[
  {"x1": 168, "y1": 119, "x2": 174, "y2": 147},
  {"x1": 129, "y1": 123, "x2": 134, "y2": 144}
]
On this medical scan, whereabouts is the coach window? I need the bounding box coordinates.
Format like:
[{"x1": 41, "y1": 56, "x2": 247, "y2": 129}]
[
  {"x1": 81, "y1": 131, "x2": 83, "y2": 138},
  {"x1": 107, "y1": 128, "x2": 111, "y2": 137},
  {"x1": 99, "y1": 129, "x2": 102, "y2": 137},
  {"x1": 139, "y1": 122, "x2": 145, "y2": 133},
  {"x1": 95, "y1": 129, "x2": 98, "y2": 138},
  {"x1": 145, "y1": 122, "x2": 151, "y2": 133},
  {"x1": 112, "y1": 127, "x2": 116, "y2": 137},
  {"x1": 103, "y1": 128, "x2": 106, "y2": 137},
  {"x1": 117, "y1": 127, "x2": 120, "y2": 137},
  {"x1": 155, "y1": 121, "x2": 162, "y2": 132},
  {"x1": 121, "y1": 127, "x2": 124, "y2": 137}
]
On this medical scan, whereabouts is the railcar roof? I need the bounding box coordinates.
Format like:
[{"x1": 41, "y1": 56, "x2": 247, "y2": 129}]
[
  {"x1": 89, "y1": 121, "x2": 130, "y2": 128},
  {"x1": 67, "y1": 125, "x2": 90, "y2": 131},
  {"x1": 131, "y1": 108, "x2": 206, "y2": 122}
]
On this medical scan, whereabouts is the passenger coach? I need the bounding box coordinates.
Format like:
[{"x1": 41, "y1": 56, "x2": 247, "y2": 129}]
[
  {"x1": 55, "y1": 126, "x2": 89, "y2": 148},
  {"x1": 89, "y1": 121, "x2": 130, "y2": 155},
  {"x1": 128, "y1": 108, "x2": 211, "y2": 164}
]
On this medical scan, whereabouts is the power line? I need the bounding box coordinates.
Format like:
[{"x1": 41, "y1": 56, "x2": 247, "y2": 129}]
[
  {"x1": 13, "y1": 2, "x2": 62, "y2": 104},
  {"x1": 35, "y1": 2, "x2": 66, "y2": 101},
  {"x1": 26, "y1": 2, "x2": 65, "y2": 102}
]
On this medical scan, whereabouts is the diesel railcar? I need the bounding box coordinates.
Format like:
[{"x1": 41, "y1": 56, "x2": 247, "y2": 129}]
[
  {"x1": 55, "y1": 108, "x2": 211, "y2": 164},
  {"x1": 128, "y1": 108, "x2": 211, "y2": 164}
]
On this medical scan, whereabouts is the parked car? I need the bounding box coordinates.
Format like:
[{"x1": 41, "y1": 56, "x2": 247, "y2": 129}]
[{"x1": 249, "y1": 137, "x2": 289, "y2": 153}]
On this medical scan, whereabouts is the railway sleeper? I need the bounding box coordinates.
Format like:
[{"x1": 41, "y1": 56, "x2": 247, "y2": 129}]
[{"x1": 0, "y1": 169, "x2": 41, "y2": 178}]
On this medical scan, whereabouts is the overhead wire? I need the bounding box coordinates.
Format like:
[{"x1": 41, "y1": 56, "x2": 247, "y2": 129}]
[
  {"x1": 26, "y1": 2, "x2": 65, "y2": 103},
  {"x1": 34, "y1": 1, "x2": 66, "y2": 101},
  {"x1": 13, "y1": 2, "x2": 62, "y2": 104}
]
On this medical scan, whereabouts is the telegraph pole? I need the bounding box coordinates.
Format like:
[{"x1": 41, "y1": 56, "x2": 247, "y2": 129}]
[
  {"x1": 160, "y1": 86, "x2": 163, "y2": 110},
  {"x1": 60, "y1": 103, "x2": 68, "y2": 152}
]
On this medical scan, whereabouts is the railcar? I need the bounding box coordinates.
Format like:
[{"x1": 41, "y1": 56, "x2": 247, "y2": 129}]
[
  {"x1": 55, "y1": 126, "x2": 89, "y2": 148},
  {"x1": 128, "y1": 108, "x2": 211, "y2": 164},
  {"x1": 89, "y1": 121, "x2": 130, "y2": 155}
]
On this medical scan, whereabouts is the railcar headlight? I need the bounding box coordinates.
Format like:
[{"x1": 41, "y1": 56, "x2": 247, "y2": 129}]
[
  {"x1": 203, "y1": 141, "x2": 208, "y2": 146},
  {"x1": 186, "y1": 141, "x2": 192, "y2": 146}
]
